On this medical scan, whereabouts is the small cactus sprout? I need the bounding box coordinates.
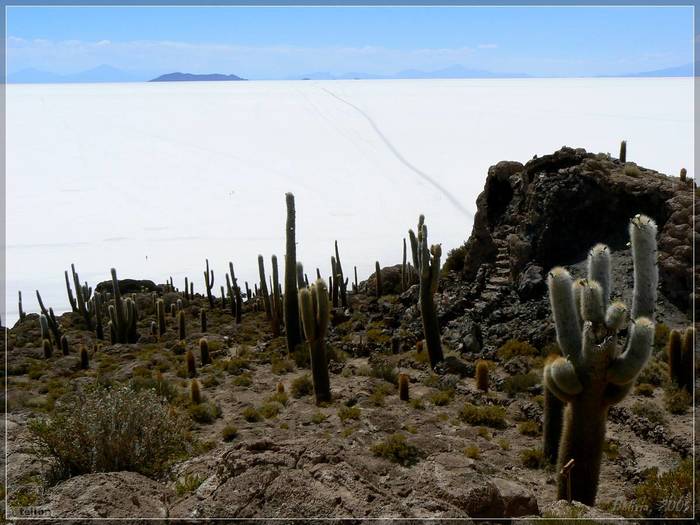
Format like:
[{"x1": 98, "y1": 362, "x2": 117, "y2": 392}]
[
  {"x1": 475, "y1": 360, "x2": 489, "y2": 392},
  {"x1": 200, "y1": 309, "x2": 207, "y2": 332},
  {"x1": 543, "y1": 214, "x2": 657, "y2": 506},
  {"x1": 200, "y1": 338, "x2": 210, "y2": 366},
  {"x1": 42, "y1": 338, "x2": 52, "y2": 359},
  {"x1": 157, "y1": 299, "x2": 166, "y2": 336},
  {"x1": 80, "y1": 345, "x2": 89, "y2": 369},
  {"x1": 186, "y1": 349, "x2": 196, "y2": 378},
  {"x1": 191, "y1": 379, "x2": 202, "y2": 404},
  {"x1": 178, "y1": 310, "x2": 186, "y2": 341},
  {"x1": 619, "y1": 140, "x2": 627, "y2": 162},
  {"x1": 299, "y1": 279, "x2": 331, "y2": 405},
  {"x1": 375, "y1": 262, "x2": 382, "y2": 297},
  {"x1": 680, "y1": 167, "x2": 687, "y2": 182},
  {"x1": 277, "y1": 382, "x2": 285, "y2": 394},
  {"x1": 667, "y1": 329, "x2": 682, "y2": 387},
  {"x1": 150, "y1": 321, "x2": 157, "y2": 336},
  {"x1": 60, "y1": 334, "x2": 69, "y2": 356},
  {"x1": 680, "y1": 327, "x2": 694, "y2": 392},
  {"x1": 398, "y1": 373, "x2": 409, "y2": 401}
]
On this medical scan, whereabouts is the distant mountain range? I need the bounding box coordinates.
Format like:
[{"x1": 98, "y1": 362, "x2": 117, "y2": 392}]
[
  {"x1": 7, "y1": 62, "x2": 696, "y2": 84},
  {"x1": 150, "y1": 72, "x2": 246, "y2": 82}
]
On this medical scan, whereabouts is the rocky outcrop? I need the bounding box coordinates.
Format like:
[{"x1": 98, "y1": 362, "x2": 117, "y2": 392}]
[{"x1": 456, "y1": 147, "x2": 695, "y2": 312}]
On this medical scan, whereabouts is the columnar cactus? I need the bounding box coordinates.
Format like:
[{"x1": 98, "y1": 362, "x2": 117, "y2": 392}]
[
  {"x1": 36, "y1": 291, "x2": 62, "y2": 343},
  {"x1": 680, "y1": 168, "x2": 687, "y2": 183},
  {"x1": 204, "y1": 259, "x2": 215, "y2": 308},
  {"x1": 184, "y1": 277, "x2": 190, "y2": 300},
  {"x1": 667, "y1": 329, "x2": 683, "y2": 387},
  {"x1": 375, "y1": 262, "x2": 382, "y2": 297},
  {"x1": 191, "y1": 379, "x2": 201, "y2": 404},
  {"x1": 543, "y1": 354, "x2": 565, "y2": 465},
  {"x1": 69, "y1": 264, "x2": 93, "y2": 329},
  {"x1": 220, "y1": 285, "x2": 226, "y2": 309},
  {"x1": 354, "y1": 266, "x2": 358, "y2": 293},
  {"x1": 296, "y1": 262, "x2": 305, "y2": 290},
  {"x1": 80, "y1": 345, "x2": 89, "y2": 369},
  {"x1": 157, "y1": 299, "x2": 166, "y2": 336},
  {"x1": 619, "y1": 140, "x2": 627, "y2": 163},
  {"x1": 228, "y1": 262, "x2": 242, "y2": 324},
  {"x1": 401, "y1": 238, "x2": 408, "y2": 291},
  {"x1": 200, "y1": 309, "x2": 207, "y2": 332},
  {"x1": 186, "y1": 349, "x2": 196, "y2": 378},
  {"x1": 475, "y1": 360, "x2": 489, "y2": 392},
  {"x1": 299, "y1": 279, "x2": 331, "y2": 405},
  {"x1": 334, "y1": 241, "x2": 348, "y2": 308},
  {"x1": 258, "y1": 255, "x2": 272, "y2": 319},
  {"x1": 18, "y1": 291, "x2": 25, "y2": 321},
  {"x1": 108, "y1": 268, "x2": 139, "y2": 344},
  {"x1": 60, "y1": 335, "x2": 69, "y2": 356},
  {"x1": 679, "y1": 327, "x2": 694, "y2": 392},
  {"x1": 200, "y1": 338, "x2": 210, "y2": 365},
  {"x1": 284, "y1": 193, "x2": 303, "y2": 353},
  {"x1": 398, "y1": 373, "x2": 409, "y2": 401},
  {"x1": 93, "y1": 292, "x2": 104, "y2": 340},
  {"x1": 409, "y1": 215, "x2": 444, "y2": 368},
  {"x1": 270, "y1": 255, "x2": 282, "y2": 337},
  {"x1": 178, "y1": 310, "x2": 186, "y2": 341},
  {"x1": 65, "y1": 270, "x2": 77, "y2": 312},
  {"x1": 543, "y1": 214, "x2": 657, "y2": 505},
  {"x1": 42, "y1": 338, "x2": 53, "y2": 359}
]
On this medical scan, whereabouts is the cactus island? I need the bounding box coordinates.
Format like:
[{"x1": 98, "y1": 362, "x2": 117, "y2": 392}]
[{"x1": 2, "y1": 146, "x2": 694, "y2": 520}]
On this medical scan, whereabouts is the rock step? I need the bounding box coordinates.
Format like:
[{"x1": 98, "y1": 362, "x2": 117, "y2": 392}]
[
  {"x1": 495, "y1": 267, "x2": 511, "y2": 275},
  {"x1": 489, "y1": 276, "x2": 511, "y2": 285}
]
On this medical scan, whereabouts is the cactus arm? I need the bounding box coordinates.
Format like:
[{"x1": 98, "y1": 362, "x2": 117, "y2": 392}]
[
  {"x1": 299, "y1": 288, "x2": 316, "y2": 341},
  {"x1": 581, "y1": 281, "x2": 605, "y2": 325},
  {"x1": 544, "y1": 362, "x2": 578, "y2": 403},
  {"x1": 605, "y1": 301, "x2": 628, "y2": 332},
  {"x1": 607, "y1": 317, "x2": 654, "y2": 385},
  {"x1": 547, "y1": 357, "x2": 583, "y2": 395},
  {"x1": 587, "y1": 244, "x2": 611, "y2": 306},
  {"x1": 629, "y1": 215, "x2": 658, "y2": 319},
  {"x1": 430, "y1": 244, "x2": 442, "y2": 294},
  {"x1": 547, "y1": 267, "x2": 582, "y2": 362},
  {"x1": 572, "y1": 279, "x2": 585, "y2": 328},
  {"x1": 408, "y1": 229, "x2": 419, "y2": 270},
  {"x1": 64, "y1": 271, "x2": 77, "y2": 312}
]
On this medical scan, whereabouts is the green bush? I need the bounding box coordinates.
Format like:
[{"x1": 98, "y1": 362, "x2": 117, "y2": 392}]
[
  {"x1": 310, "y1": 412, "x2": 327, "y2": 424},
  {"x1": 520, "y1": 448, "x2": 545, "y2": 469},
  {"x1": 442, "y1": 243, "x2": 467, "y2": 274},
  {"x1": 338, "y1": 405, "x2": 361, "y2": 423},
  {"x1": 28, "y1": 384, "x2": 189, "y2": 482},
  {"x1": 175, "y1": 473, "x2": 203, "y2": 496},
  {"x1": 502, "y1": 372, "x2": 540, "y2": 396},
  {"x1": 291, "y1": 375, "x2": 313, "y2": 398},
  {"x1": 224, "y1": 357, "x2": 250, "y2": 375},
  {"x1": 458, "y1": 403, "x2": 507, "y2": 429},
  {"x1": 259, "y1": 402, "x2": 282, "y2": 419},
  {"x1": 271, "y1": 356, "x2": 295, "y2": 375},
  {"x1": 518, "y1": 421, "x2": 541, "y2": 436},
  {"x1": 631, "y1": 400, "x2": 667, "y2": 425},
  {"x1": 464, "y1": 445, "x2": 480, "y2": 459},
  {"x1": 663, "y1": 386, "x2": 691, "y2": 415},
  {"x1": 242, "y1": 406, "x2": 261, "y2": 422},
  {"x1": 635, "y1": 383, "x2": 655, "y2": 397},
  {"x1": 636, "y1": 357, "x2": 666, "y2": 386},
  {"x1": 188, "y1": 402, "x2": 221, "y2": 424},
  {"x1": 371, "y1": 433, "x2": 421, "y2": 466},
  {"x1": 632, "y1": 459, "x2": 692, "y2": 517},
  {"x1": 429, "y1": 389, "x2": 454, "y2": 406},
  {"x1": 221, "y1": 424, "x2": 238, "y2": 442},
  {"x1": 233, "y1": 373, "x2": 252, "y2": 387},
  {"x1": 497, "y1": 339, "x2": 538, "y2": 360}
]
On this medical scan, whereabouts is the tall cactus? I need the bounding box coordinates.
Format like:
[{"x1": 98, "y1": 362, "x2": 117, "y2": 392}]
[
  {"x1": 270, "y1": 255, "x2": 282, "y2": 336},
  {"x1": 543, "y1": 214, "x2": 657, "y2": 505},
  {"x1": 334, "y1": 240, "x2": 348, "y2": 308},
  {"x1": 156, "y1": 299, "x2": 166, "y2": 336},
  {"x1": 69, "y1": 264, "x2": 93, "y2": 329},
  {"x1": 375, "y1": 262, "x2": 382, "y2": 298},
  {"x1": 108, "y1": 268, "x2": 139, "y2": 344},
  {"x1": 284, "y1": 193, "x2": 303, "y2": 353},
  {"x1": 204, "y1": 259, "x2": 215, "y2": 308},
  {"x1": 258, "y1": 255, "x2": 272, "y2": 319},
  {"x1": 409, "y1": 215, "x2": 444, "y2": 368},
  {"x1": 228, "y1": 262, "x2": 242, "y2": 324},
  {"x1": 18, "y1": 291, "x2": 25, "y2": 321},
  {"x1": 619, "y1": 140, "x2": 627, "y2": 163},
  {"x1": 93, "y1": 292, "x2": 104, "y2": 340},
  {"x1": 299, "y1": 279, "x2": 331, "y2": 405},
  {"x1": 64, "y1": 270, "x2": 77, "y2": 312},
  {"x1": 36, "y1": 291, "x2": 61, "y2": 343}
]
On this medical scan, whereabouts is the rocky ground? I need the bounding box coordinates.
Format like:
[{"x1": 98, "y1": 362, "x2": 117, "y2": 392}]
[{"x1": 1, "y1": 147, "x2": 696, "y2": 521}]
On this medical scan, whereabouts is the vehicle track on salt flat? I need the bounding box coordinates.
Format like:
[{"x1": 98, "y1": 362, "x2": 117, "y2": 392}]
[{"x1": 321, "y1": 87, "x2": 473, "y2": 219}]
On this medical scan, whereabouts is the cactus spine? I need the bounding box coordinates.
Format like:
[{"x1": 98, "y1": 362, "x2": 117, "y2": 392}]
[
  {"x1": 299, "y1": 279, "x2": 331, "y2": 405},
  {"x1": 398, "y1": 373, "x2": 409, "y2": 401},
  {"x1": 204, "y1": 259, "x2": 215, "y2": 308},
  {"x1": 475, "y1": 360, "x2": 489, "y2": 392},
  {"x1": 409, "y1": 215, "x2": 444, "y2": 368},
  {"x1": 200, "y1": 338, "x2": 210, "y2": 365},
  {"x1": 284, "y1": 193, "x2": 303, "y2": 353},
  {"x1": 544, "y1": 214, "x2": 657, "y2": 505}
]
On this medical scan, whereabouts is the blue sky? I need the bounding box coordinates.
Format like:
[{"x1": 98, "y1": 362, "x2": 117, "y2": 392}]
[{"x1": 6, "y1": 6, "x2": 695, "y2": 79}]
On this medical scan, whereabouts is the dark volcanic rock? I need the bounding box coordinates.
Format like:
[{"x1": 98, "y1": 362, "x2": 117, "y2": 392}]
[
  {"x1": 456, "y1": 146, "x2": 695, "y2": 312},
  {"x1": 95, "y1": 279, "x2": 160, "y2": 295}
]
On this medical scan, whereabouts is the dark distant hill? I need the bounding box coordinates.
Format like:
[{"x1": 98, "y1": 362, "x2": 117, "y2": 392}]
[{"x1": 149, "y1": 72, "x2": 246, "y2": 82}]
